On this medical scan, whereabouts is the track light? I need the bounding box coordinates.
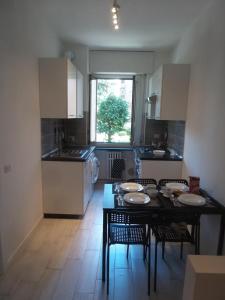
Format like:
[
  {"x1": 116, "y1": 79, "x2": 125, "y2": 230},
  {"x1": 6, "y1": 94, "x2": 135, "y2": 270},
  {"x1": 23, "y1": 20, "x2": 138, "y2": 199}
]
[{"x1": 111, "y1": 0, "x2": 120, "y2": 30}]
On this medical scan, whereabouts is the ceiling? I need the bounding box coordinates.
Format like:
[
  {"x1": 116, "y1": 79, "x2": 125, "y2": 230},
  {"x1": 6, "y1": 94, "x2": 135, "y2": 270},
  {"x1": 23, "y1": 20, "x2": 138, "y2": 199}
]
[{"x1": 17, "y1": 0, "x2": 212, "y2": 50}]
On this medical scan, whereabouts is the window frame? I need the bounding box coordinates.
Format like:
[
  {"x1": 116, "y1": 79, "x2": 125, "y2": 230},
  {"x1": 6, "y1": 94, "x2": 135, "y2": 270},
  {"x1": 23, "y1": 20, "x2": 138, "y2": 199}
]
[{"x1": 89, "y1": 74, "x2": 135, "y2": 147}]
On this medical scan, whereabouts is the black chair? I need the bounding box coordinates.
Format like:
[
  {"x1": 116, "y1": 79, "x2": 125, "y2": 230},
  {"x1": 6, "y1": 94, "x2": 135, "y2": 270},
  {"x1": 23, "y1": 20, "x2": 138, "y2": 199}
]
[
  {"x1": 152, "y1": 213, "x2": 200, "y2": 291},
  {"x1": 127, "y1": 178, "x2": 157, "y2": 185},
  {"x1": 152, "y1": 178, "x2": 200, "y2": 292},
  {"x1": 107, "y1": 210, "x2": 152, "y2": 295}
]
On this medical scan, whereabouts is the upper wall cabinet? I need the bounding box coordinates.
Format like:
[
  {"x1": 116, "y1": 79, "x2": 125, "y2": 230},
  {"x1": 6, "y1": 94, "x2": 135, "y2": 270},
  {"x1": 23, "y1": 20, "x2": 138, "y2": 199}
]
[
  {"x1": 146, "y1": 64, "x2": 190, "y2": 120},
  {"x1": 39, "y1": 58, "x2": 83, "y2": 118}
]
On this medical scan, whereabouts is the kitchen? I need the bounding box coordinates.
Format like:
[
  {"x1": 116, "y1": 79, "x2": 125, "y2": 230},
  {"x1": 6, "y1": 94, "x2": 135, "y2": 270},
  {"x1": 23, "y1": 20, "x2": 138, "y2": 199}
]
[{"x1": 1, "y1": 0, "x2": 225, "y2": 299}]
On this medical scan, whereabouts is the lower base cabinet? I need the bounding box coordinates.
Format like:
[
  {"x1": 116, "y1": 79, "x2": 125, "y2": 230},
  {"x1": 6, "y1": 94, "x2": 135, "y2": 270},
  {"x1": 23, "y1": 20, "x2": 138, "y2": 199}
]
[
  {"x1": 140, "y1": 160, "x2": 182, "y2": 182},
  {"x1": 42, "y1": 160, "x2": 93, "y2": 216}
]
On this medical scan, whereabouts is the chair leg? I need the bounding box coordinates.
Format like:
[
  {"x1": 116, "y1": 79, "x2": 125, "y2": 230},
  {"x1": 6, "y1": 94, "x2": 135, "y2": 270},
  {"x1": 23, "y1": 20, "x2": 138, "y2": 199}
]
[
  {"x1": 126, "y1": 244, "x2": 129, "y2": 259},
  {"x1": 107, "y1": 244, "x2": 110, "y2": 295},
  {"x1": 154, "y1": 241, "x2": 158, "y2": 292},
  {"x1": 148, "y1": 238, "x2": 151, "y2": 296},
  {"x1": 143, "y1": 245, "x2": 146, "y2": 261},
  {"x1": 194, "y1": 224, "x2": 200, "y2": 255},
  {"x1": 191, "y1": 225, "x2": 195, "y2": 244},
  {"x1": 197, "y1": 224, "x2": 200, "y2": 254},
  {"x1": 162, "y1": 241, "x2": 165, "y2": 260},
  {"x1": 180, "y1": 241, "x2": 183, "y2": 259}
]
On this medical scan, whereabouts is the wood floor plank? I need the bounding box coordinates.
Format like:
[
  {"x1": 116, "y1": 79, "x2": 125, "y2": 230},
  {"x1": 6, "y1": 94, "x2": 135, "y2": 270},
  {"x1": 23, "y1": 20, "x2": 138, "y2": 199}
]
[
  {"x1": 32, "y1": 269, "x2": 60, "y2": 300},
  {"x1": 77, "y1": 250, "x2": 99, "y2": 294},
  {"x1": 9, "y1": 280, "x2": 36, "y2": 300},
  {"x1": 87, "y1": 225, "x2": 102, "y2": 251},
  {"x1": 73, "y1": 292, "x2": 94, "y2": 300},
  {"x1": 47, "y1": 236, "x2": 73, "y2": 270},
  {"x1": 53, "y1": 258, "x2": 81, "y2": 300},
  {"x1": 114, "y1": 268, "x2": 135, "y2": 300},
  {"x1": 132, "y1": 257, "x2": 150, "y2": 300},
  {"x1": 68, "y1": 229, "x2": 90, "y2": 260},
  {"x1": 114, "y1": 245, "x2": 132, "y2": 269}
]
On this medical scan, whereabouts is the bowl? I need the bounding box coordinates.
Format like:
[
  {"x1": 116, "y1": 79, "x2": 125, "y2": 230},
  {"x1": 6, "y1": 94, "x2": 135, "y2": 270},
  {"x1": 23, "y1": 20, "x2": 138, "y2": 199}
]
[{"x1": 153, "y1": 150, "x2": 166, "y2": 157}]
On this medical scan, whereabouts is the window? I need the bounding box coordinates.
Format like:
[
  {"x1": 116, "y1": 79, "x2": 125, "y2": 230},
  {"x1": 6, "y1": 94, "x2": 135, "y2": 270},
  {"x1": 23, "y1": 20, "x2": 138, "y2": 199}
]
[{"x1": 90, "y1": 76, "x2": 134, "y2": 144}]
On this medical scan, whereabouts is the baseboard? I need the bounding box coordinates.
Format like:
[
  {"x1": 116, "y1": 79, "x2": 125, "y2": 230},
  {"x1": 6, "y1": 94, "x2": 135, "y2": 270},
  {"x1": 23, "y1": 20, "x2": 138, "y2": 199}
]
[
  {"x1": 4, "y1": 215, "x2": 43, "y2": 272},
  {"x1": 44, "y1": 213, "x2": 83, "y2": 219}
]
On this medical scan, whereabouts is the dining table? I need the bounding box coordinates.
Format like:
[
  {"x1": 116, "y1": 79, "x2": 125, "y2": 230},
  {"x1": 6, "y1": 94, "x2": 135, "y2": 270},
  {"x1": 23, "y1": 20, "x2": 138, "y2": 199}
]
[{"x1": 102, "y1": 183, "x2": 225, "y2": 281}]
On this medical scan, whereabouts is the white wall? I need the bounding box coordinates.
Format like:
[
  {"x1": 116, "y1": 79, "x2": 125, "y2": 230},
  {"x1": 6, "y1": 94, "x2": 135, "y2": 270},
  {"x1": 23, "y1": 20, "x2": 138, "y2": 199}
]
[
  {"x1": 90, "y1": 50, "x2": 154, "y2": 74},
  {"x1": 172, "y1": 0, "x2": 225, "y2": 254},
  {"x1": 0, "y1": 1, "x2": 60, "y2": 270}
]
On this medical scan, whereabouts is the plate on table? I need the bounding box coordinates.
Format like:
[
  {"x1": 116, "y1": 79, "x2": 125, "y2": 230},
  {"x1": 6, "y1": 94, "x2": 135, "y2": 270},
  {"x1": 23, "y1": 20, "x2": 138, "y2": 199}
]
[
  {"x1": 124, "y1": 192, "x2": 150, "y2": 205},
  {"x1": 177, "y1": 193, "x2": 206, "y2": 206},
  {"x1": 166, "y1": 182, "x2": 189, "y2": 192},
  {"x1": 120, "y1": 182, "x2": 143, "y2": 192}
]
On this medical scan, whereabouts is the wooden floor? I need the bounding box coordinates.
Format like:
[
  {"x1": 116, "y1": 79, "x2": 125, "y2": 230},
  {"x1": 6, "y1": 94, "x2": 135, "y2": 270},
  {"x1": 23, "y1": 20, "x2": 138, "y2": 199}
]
[{"x1": 0, "y1": 183, "x2": 191, "y2": 300}]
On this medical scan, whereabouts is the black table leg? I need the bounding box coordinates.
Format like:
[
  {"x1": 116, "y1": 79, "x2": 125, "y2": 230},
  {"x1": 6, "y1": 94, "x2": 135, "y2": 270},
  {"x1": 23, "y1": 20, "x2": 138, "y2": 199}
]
[
  {"x1": 217, "y1": 214, "x2": 225, "y2": 255},
  {"x1": 102, "y1": 210, "x2": 107, "y2": 281}
]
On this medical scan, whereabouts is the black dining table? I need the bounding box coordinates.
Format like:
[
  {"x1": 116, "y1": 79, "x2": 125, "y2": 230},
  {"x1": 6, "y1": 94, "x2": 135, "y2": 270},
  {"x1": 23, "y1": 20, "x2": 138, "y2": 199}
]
[{"x1": 102, "y1": 183, "x2": 225, "y2": 281}]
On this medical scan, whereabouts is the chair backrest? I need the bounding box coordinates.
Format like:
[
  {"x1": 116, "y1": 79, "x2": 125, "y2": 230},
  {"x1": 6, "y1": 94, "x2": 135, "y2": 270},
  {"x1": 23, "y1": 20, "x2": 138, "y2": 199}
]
[
  {"x1": 108, "y1": 210, "x2": 199, "y2": 227},
  {"x1": 158, "y1": 178, "x2": 189, "y2": 187},
  {"x1": 108, "y1": 210, "x2": 156, "y2": 225},
  {"x1": 127, "y1": 178, "x2": 157, "y2": 185},
  {"x1": 156, "y1": 212, "x2": 200, "y2": 225}
]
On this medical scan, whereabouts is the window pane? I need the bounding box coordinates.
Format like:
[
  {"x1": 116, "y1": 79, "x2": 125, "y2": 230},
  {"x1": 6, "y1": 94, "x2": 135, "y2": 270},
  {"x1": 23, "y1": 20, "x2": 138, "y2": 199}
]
[{"x1": 95, "y1": 79, "x2": 133, "y2": 143}]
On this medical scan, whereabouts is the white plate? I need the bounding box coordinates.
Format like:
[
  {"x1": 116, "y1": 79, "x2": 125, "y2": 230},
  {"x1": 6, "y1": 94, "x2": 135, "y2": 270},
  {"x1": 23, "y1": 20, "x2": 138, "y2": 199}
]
[
  {"x1": 166, "y1": 182, "x2": 189, "y2": 192},
  {"x1": 178, "y1": 193, "x2": 206, "y2": 206},
  {"x1": 120, "y1": 182, "x2": 143, "y2": 192},
  {"x1": 124, "y1": 192, "x2": 150, "y2": 204}
]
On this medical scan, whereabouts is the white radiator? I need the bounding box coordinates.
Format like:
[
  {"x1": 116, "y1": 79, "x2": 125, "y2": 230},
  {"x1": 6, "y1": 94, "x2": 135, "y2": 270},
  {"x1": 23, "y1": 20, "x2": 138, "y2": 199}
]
[{"x1": 108, "y1": 151, "x2": 122, "y2": 180}]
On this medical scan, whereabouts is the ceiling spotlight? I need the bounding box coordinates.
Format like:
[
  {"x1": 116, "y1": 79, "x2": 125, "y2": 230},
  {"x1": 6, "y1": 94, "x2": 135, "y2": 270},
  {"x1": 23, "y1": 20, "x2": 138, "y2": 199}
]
[
  {"x1": 111, "y1": 0, "x2": 120, "y2": 30},
  {"x1": 112, "y1": 7, "x2": 117, "y2": 13}
]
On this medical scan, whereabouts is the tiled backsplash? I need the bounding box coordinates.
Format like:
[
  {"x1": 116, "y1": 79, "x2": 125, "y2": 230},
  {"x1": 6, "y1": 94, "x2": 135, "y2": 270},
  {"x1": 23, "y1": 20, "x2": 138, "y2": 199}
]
[
  {"x1": 63, "y1": 112, "x2": 89, "y2": 146},
  {"x1": 41, "y1": 119, "x2": 63, "y2": 155},
  {"x1": 145, "y1": 119, "x2": 185, "y2": 156},
  {"x1": 41, "y1": 112, "x2": 89, "y2": 155},
  {"x1": 167, "y1": 121, "x2": 185, "y2": 156}
]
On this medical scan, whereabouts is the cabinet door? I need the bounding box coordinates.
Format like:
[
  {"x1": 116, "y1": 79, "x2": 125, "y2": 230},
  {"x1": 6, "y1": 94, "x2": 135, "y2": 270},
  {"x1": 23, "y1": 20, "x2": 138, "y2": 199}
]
[
  {"x1": 160, "y1": 64, "x2": 190, "y2": 120},
  {"x1": 147, "y1": 67, "x2": 162, "y2": 119},
  {"x1": 39, "y1": 58, "x2": 84, "y2": 119},
  {"x1": 76, "y1": 69, "x2": 84, "y2": 118},
  {"x1": 42, "y1": 161, "x2": 84, "y2": 214},
  {"x1": 140, "y1": 160, "x2": 182, "y2": 181},
  {"x1": 67, "y1": 60, "x2": 77, "y2": 118},
  {"x1": 39, "y1": 58, "x2": 68, "y2": 118},
  {"x1": 83, "y1": 158, "x2": 93, "y2": 212}
]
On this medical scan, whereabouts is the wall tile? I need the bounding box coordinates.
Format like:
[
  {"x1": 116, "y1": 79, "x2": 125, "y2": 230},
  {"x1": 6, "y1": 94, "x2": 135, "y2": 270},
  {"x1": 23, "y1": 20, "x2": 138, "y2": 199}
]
[
  {"x1": 145, "y1": 119, "x2": 185, "y2": 156},
  {"x1": 41, "y1": 113, "x2": 88, "y2": 155}
]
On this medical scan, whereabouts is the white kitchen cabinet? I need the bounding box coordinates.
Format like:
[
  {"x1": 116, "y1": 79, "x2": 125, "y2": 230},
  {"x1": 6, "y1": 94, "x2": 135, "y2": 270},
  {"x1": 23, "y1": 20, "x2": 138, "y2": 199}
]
[
  {"x1": 39, "y1": 58, "x2": 83, "y2": 118},
  {"x1": 42, "y1": 160, "x2": 93, "y2": 216},
  {"x1": 140, "y1": 160, "x2": 183, "y2": 181},
  {"x1": 147, "y1": 64, "x2": 190, "y2": 120}
]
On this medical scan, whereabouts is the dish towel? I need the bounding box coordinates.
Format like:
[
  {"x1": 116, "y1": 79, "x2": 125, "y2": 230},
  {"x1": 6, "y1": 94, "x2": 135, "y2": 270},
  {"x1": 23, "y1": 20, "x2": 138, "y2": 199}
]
[{"x1": 111, "y1": 159, "x2": 125, "y2": 179}]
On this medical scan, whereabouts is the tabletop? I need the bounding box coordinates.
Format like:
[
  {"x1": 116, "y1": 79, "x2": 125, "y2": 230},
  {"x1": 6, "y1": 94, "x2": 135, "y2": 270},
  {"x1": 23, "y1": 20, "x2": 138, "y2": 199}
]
[{"x1": 103, "y1": 183, "x2": 225, "y2": 215}]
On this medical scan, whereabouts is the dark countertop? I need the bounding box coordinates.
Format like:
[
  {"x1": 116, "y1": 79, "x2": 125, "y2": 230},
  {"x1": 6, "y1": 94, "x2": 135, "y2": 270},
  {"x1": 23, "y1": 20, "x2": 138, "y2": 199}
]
[
  {"x1": 42, "y1": 146, "x2": 96, "y2": 162},
  {"x1": 135, "y1": 147, "x2": 183, "y2": 161}
]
